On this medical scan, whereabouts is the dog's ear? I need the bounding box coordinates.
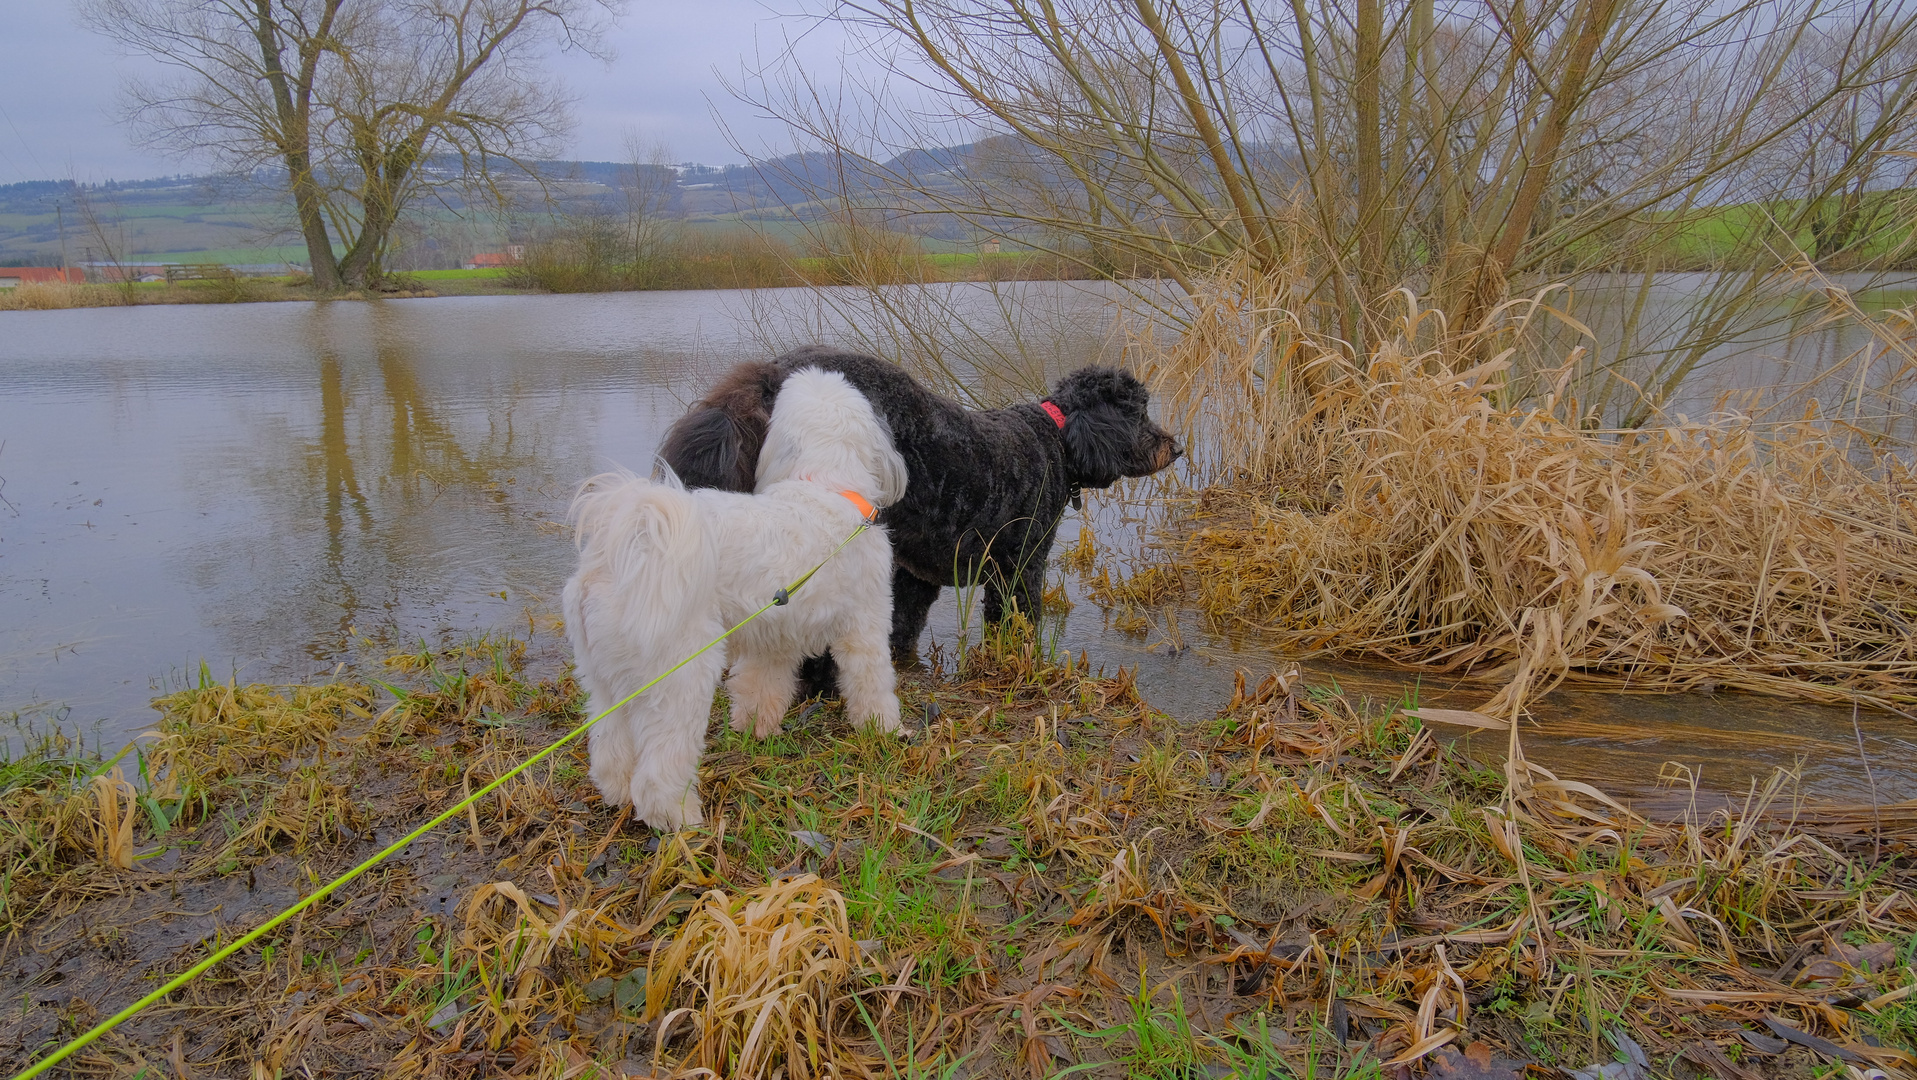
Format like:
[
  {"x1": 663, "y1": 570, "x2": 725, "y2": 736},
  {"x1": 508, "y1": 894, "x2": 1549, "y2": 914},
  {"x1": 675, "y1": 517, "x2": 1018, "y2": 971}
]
[
  {"x1": 1050, "y1": 366, "x2": 1181, "y2": 488},
  {"x1": 869, "y1": 423, "x2": 910, "y2": 507},
  {"x1": 754, "y1": 409, "x2": 805, "y2": 488},
  {"x1": 659, "y1": 362, "x2": 783, "y2": 492},
  {"x1": 659, "y1": 407, "x2": 753, "y2": 491}
]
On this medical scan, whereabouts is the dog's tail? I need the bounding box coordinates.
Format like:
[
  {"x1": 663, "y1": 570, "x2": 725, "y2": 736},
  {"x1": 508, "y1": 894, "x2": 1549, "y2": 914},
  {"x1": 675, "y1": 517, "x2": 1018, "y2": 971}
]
[
  {"x1": 659, "y1": 361, "x2": 784, "y2": 492},
  {"x1": 563, "y1": 472, "x2": 712, "y2": 656}
]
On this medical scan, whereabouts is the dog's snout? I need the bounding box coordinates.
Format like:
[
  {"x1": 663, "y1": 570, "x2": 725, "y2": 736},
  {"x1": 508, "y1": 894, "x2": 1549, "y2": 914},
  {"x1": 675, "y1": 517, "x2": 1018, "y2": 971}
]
[{"x1": 1153, "y1": 434, "x2": 1183, "y2": 470}]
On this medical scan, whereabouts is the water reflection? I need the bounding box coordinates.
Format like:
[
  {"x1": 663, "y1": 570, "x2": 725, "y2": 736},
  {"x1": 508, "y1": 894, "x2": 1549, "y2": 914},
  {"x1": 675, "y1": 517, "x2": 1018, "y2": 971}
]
[
  {"x1": 1543, "y1": 272, "x2": 1917, "y2": 439},
  {"x1": 285, "y1": 305, "x2": 557, "y2": 661}
]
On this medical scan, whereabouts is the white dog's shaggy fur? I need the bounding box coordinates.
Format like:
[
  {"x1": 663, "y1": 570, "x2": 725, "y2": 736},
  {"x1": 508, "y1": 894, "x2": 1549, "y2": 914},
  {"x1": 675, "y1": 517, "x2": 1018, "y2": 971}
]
[{"x1": 562, "y1": 368, "x2": 908, "y2": 829}]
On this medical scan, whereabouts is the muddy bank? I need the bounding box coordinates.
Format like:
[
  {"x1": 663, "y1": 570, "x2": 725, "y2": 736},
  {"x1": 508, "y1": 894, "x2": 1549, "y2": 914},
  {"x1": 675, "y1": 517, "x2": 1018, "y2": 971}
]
[{"x1": 4, "y1": 625, "x2": 1915, "y2": 1079}]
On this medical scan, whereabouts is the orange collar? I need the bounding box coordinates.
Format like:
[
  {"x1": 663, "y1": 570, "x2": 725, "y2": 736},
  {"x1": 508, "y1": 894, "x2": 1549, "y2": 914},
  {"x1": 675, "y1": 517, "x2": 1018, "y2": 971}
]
[
  {"x1": 795, "y1": 474, "x2": 877, "y2": 521},
  {"x1": 839, "y1": 489, "x2": 876, "y2": 521}
]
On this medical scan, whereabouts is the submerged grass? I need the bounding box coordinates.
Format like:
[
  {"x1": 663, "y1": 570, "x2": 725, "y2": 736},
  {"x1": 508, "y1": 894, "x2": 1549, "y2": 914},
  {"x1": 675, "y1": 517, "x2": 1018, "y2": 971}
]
[{"x1": 2, "y1": 623, "x2": 1914, "y2": 1078}]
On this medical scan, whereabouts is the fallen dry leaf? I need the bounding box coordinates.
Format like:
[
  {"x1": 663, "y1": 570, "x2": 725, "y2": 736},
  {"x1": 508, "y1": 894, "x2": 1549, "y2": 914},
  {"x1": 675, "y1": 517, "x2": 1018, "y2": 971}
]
[
  {"x1": 1428, "y1": 1041, "x2": 1527, "y2": 1079},
  {"x1": 1799, "y1": 941, "x2": 1900, "y2": 983},
  {"x1": 1404, "y1": 708, "x2": 1509, "y2": 731}
]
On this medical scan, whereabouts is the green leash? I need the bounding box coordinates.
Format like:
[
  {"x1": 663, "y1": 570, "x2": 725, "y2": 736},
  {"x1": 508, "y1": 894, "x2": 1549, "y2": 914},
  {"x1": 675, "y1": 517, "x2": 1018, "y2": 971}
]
[{"x1": 13, "y1": 517, "x2": 871, "y2": 1080}]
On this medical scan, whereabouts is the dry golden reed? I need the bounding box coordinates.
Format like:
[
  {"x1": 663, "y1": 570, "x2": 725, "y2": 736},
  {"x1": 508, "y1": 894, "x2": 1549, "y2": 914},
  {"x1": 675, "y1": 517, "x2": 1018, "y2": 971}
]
[
  {"x1": 1135, "y1": 257, "x2": 1917, "y2": 715},
  {"x1": 87, "y1": 768, "x2": 136, "y2": 870},
  {"x1": 643, "y1": 874, "x2": 870, "y2": 1079},
  {"x1": 0, "y1": 282, "x2": 130, "y2": 311}
]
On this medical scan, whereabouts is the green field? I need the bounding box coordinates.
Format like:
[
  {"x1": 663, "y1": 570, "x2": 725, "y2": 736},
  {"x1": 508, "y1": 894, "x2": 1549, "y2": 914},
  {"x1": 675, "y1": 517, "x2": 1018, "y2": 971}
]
[
  {"x1": 125, "y1": 245, "x2": 322, "y2": 266},
  {"x1": 406, "y1": 267, "x2": 510, "y2": 280},
  {"x1": 1623, "y1": 193, "x2": 1917, "y2": 269}
]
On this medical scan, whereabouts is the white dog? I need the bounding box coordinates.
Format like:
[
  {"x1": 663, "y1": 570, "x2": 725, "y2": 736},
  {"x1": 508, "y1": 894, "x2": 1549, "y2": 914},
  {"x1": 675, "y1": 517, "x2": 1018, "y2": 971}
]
[{"x1": 562, "y1": 367, "x2": 908, "y2": 829}]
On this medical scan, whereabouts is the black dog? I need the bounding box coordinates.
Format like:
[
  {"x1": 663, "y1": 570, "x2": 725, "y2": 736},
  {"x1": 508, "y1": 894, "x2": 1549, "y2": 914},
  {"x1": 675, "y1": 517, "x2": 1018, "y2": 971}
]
[{"x1": 661, "y1": 345, "x2": 1181, "y2": 675}]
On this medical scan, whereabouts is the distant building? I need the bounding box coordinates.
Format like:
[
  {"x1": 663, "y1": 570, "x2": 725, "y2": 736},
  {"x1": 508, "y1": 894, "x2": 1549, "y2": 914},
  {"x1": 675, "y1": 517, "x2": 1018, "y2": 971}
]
[
  {"x1": 465, "y1": 248, "x2": 524, "y2": 270},
  {"x1": 0, "y1": 267, "x2": 86, "y2": 288},
  {"x1": 79, "y1": 263, "x2": 168, "y2": 283}
]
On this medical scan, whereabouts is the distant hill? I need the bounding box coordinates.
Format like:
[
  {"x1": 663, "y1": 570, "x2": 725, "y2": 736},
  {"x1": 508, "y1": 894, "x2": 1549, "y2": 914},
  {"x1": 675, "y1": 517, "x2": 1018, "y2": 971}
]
[{"x1": 0, "y1": 143, "x2": 1060, "y2": 268}]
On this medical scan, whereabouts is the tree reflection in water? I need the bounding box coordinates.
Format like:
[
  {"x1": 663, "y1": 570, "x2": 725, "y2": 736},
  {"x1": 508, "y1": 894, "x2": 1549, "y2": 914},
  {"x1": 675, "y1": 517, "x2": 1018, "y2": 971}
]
[{"x1": 218, "y1": 303, "x2": 568, "y2": 672}]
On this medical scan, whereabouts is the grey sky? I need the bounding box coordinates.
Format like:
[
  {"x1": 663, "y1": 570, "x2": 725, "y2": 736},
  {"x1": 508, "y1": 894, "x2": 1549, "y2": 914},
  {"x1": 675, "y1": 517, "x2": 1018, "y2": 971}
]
[{"x1": 0, "y1": 0, "x2": 846, "y2": 186}]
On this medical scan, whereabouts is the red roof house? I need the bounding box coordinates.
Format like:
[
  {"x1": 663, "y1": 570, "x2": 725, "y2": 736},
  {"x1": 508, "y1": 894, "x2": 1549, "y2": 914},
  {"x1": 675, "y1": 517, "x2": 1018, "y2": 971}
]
[
  {"x1": 464, "y1": 245, "x2": 525, "y2": 270},
  {"x1": 0, "y1": 267, "x2": 86, "y2": 287}
]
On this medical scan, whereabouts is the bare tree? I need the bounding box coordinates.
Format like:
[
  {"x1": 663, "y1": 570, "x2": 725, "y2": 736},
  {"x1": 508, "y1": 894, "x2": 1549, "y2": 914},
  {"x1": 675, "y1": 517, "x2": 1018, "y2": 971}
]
[
  {"x1": 740, "y1": 0, "x2": 1917, "y2": 418},
  {"x1": 82, "y1": 0, "x2": 621, "y2": 291},
  {"x1": 70, "y1": 183, "x2": 141, "y2": 304},
  {"x1": 1754, "y1": 16, "x2": 1917, "y2": 264},
  {"x1": 616, "y1": 133, "x2": 684, "y2": 277}
]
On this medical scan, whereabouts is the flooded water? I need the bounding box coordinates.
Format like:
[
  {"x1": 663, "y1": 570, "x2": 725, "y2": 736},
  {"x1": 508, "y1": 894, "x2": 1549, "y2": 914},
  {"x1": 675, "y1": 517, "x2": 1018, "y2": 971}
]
[
  {"x1": 1539, "y1": 271, "x2": 1917, "y2": 438},
  {"x1": 2, "y1": 282, "x2": 1912, "y2": 812},
  {"x1": 1054, "y1": 611, "x2": 1917, "y2": 814},
  {"x1": 0, "y1": 285, "x2": 1114, "y2": 738}
]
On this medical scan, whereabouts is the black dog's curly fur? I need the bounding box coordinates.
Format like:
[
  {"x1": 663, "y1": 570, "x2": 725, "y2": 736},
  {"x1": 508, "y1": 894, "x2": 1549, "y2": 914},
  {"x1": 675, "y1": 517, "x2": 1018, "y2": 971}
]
[{"x1": 661, "y1": 346, "x2": 1181, "y2": 673}]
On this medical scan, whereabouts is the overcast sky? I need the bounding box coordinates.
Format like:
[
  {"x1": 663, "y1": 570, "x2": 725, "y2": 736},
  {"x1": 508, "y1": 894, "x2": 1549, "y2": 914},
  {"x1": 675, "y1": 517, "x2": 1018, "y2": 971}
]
[{"x1": 0, "y1": 1, "x2": 850, "y2": 186}]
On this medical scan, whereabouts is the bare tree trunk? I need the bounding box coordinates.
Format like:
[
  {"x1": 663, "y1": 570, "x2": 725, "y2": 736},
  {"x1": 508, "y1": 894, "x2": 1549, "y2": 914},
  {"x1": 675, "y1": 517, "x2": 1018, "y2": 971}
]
[
  {"x1": 1466, "y1": 0, "x2": 1620, "y2": 325},
  {"x1": 1135, "y1": 0, "x2": 1273, "y2": 273},
  {"x1": 288, "y1": 156, "x2": 342, "y2": 290},
  {"x1": 337, "y1": 144, "x2": 421, "y2": 288},
  {"x1": 248, "y1": 0, "x2": 344, "y2": 291},
  {"x1": 1354, "y1": 0, "x2": 1385, "y2": 315}
]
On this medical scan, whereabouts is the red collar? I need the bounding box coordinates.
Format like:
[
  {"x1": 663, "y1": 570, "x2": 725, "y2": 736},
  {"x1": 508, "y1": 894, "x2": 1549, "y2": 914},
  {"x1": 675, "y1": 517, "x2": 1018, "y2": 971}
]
[{"x1": 1039, "y1": 400, "x2": 1067, "y2": 429}]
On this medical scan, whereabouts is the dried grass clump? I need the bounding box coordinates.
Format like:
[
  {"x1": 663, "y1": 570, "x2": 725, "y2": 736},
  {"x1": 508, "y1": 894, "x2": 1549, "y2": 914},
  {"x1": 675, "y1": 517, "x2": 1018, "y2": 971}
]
[
  {"x1": 642, "y1": 874, "x2": 872, "y2": 1079},
  {"x1": 87, "y1": 768, "x2": 138, "y2": 870},
  {"x1": 383, "y1": 638, "x2": 533, "y2": 725},
  {"x1": 1157, "y1": 668, "x2": 1917, "y2": 1074},
  {"x1": 151, "y1": 669, "x2": 375, "y2": 782},
  {"x1": 1139, "y1": 267, "x2": 1917, "y2": 714},
  {"x1": 0, "y1": 729, "x2": 107, "y2": 909},
  {"x1": 0, "y1": 282, "x2": 131, "y2": 311}
]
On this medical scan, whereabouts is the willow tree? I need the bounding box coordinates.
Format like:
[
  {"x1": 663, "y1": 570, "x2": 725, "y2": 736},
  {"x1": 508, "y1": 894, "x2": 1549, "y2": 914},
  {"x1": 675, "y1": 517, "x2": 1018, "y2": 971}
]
[
  {"x1": 749, "y1": 0, "x2": 1917, "y2": 416},
  {"x1": 82, "y1": 0, "x2": 620, "y2": 290}
]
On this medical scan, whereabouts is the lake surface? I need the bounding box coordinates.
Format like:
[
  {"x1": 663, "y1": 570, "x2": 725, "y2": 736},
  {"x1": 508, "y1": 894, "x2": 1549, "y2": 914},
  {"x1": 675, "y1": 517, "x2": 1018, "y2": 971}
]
[
  {"x1": 3, "y1": 282, "x2": 1912, "y2": 812},
  {"x1": 0, "y1": 285, "x2": 1117, "y2": 738}
]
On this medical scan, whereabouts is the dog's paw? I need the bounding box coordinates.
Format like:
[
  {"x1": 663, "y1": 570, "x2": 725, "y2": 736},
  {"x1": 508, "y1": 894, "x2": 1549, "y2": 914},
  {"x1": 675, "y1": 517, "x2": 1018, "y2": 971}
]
[
  {"x1": 636, "y1": 800, "x2": 704, "y2": 831},
  {"x1": 856, "y1": 698, "x2": 906, "y2": 736},
  {"x1": 729, "y1": 706, "x2": 784, "y2": 739},
  {"x1": 591, "y1": 778, "x2": 631, "y2": 807}
]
